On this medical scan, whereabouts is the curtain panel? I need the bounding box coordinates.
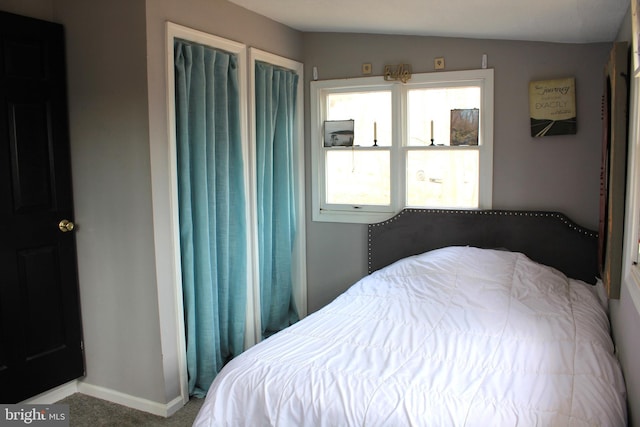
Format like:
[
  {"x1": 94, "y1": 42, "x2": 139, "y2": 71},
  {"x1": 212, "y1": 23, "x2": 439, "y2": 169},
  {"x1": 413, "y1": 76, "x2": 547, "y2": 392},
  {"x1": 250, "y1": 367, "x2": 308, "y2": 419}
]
[
  {"x1": 174, "y1": 40, "x2": 247, "y2": 397},
  {"x1": 255, "y1": 62, "x2": 300, "y2": 338}
]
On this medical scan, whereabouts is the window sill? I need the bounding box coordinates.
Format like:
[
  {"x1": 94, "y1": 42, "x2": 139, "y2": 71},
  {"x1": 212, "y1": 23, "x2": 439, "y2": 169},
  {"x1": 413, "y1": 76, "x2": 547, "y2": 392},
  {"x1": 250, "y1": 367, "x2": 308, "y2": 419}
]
[{"x1": 312, "y1": 209, "x2": 395, "y2": 224}]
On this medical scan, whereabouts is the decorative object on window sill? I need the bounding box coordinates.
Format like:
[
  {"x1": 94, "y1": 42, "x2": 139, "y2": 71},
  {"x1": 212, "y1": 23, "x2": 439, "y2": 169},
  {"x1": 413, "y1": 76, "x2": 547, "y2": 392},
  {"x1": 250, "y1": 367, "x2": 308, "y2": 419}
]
[
  {"x1": 373, "y1": 121, "x2": 377, "y2": 146},
  {"x1": 430, "y1": 120, "x2": 435, "y2": 145},
  {"x1": 451, "y1": 109, "x2": 479, "y2": 146},
  {"x1": 384, "y1": 64, "x2": 411, "y2": 83},
  {"x1": 323, "y1": 119, "x2": 354, "y2": 147},
  {"x1": 528, "y1": 77, "x2": 576, "y2": 137}
]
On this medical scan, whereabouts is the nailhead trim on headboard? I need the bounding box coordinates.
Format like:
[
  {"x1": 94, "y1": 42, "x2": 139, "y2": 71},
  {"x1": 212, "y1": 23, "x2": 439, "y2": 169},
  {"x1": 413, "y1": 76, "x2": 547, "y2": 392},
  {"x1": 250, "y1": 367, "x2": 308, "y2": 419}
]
[{"x1": 367, "y1": 208, "x2": 598, "y2": 276}]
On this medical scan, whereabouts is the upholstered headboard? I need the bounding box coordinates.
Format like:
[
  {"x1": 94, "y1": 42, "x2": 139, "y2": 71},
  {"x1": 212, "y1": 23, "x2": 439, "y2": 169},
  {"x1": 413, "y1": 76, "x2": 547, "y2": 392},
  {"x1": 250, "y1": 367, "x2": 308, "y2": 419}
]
[{"x1": 368, "y1": 209, "x2": 599, "y2": 284}]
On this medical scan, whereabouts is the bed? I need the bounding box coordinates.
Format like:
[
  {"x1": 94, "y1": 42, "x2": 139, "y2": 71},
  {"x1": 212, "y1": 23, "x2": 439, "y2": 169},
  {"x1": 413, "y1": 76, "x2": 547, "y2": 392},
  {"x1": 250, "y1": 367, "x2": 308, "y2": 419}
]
[{"x1": 193, "y1": 209, "x2": 627, "y2": 426}]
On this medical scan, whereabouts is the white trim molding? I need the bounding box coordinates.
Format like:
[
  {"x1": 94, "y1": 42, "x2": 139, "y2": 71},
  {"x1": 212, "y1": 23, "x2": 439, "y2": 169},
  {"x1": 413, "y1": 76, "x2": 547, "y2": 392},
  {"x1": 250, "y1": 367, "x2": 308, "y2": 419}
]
[
  {"x1": 248, "y1": 47, "x2": 307, "y2": 337},
  {"x1": 77, "y1": 382, "x2": 184, "y2": 417},
  {"x1": 165, "y1": 20, "x2": 249, "y2": 405},
  {"x1": 20, "y1": 380, "x2": 185, "y2": 418},
  {"x1": 21, "y1": 381, "x2": 78, "y2": 405}
]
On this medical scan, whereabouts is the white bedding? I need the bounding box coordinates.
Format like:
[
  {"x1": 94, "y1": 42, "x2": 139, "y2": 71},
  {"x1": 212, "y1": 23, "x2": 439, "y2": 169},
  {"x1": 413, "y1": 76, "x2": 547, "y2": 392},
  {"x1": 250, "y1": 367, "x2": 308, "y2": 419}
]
[{"x1": 193, "y1": 247, "x2": 627, "y2": 426}]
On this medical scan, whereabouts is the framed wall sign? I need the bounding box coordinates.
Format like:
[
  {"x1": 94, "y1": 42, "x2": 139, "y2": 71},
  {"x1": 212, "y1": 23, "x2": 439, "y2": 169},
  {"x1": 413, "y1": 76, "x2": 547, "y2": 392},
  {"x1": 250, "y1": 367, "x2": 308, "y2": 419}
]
[{"x1": 528, "y1": 77, "x2": 576, "y2": 137}]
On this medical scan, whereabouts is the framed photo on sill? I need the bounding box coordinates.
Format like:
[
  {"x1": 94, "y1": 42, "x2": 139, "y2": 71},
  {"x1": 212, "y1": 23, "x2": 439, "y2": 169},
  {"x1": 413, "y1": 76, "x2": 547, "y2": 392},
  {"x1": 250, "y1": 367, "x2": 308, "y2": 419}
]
[
  {"x1": 450, "y1": 108, "x2": 479, "y2": 146},
  {"x1": 323, "y1": 120, "x2": 354, "y2": 147}
]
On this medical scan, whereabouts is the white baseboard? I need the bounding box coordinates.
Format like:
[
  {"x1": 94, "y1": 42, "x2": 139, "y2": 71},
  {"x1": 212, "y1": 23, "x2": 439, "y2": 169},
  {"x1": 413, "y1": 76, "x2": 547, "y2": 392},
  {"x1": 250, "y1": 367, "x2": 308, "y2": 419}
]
[
  {"x1": 164, "y1": 394, "x2": 188, "y2": 417},
  {"x1": 19, "y1": 380, "x2": 186, "y2": 418},
  {"x1": 21, "y1": 381, "x2": 79, "y2": 404},
  {"x1": 77, "y1": 382, "x2": 186, "y2": 417}
]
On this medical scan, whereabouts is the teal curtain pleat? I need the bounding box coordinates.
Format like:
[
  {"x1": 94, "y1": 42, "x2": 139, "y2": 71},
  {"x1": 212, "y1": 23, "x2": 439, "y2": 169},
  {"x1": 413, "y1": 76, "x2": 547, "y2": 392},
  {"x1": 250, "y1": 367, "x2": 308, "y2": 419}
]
[
  {"x1": 174, "y1": 40, "x2": 247, "y2": 398},
  {"x1": 255, "y1": 61, "x2": 299, "y2": 338}
]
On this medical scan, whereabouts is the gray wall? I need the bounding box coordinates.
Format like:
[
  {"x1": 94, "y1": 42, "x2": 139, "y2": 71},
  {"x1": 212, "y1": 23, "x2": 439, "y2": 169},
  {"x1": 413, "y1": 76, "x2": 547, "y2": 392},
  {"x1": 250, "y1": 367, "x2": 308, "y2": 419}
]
[
  {"x1": 303, "y1": 32, "x2": 611, "y2": 312},
  {"x1": 0, "y1": 0, "x2": 52, "y2": 20},
  {"x1": 54, "y1": 0, "x2": 167, "y2": 403},
  {"x1": 0, "y1": 0, "x2": 167, "y2": 404}
]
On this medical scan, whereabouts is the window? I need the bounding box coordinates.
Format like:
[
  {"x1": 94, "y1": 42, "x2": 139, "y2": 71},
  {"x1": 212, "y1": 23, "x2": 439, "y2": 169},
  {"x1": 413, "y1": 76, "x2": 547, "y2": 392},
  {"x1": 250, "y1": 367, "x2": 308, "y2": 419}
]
[{"x1": 310, "y1": 69, "x2": 494, "y2": 223}]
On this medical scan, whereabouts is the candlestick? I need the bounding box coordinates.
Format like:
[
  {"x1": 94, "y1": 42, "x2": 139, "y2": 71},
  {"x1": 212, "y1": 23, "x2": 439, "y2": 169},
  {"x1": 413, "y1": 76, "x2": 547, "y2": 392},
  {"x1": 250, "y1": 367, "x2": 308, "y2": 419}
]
[{"x1": 373, "y1": 121, "x2": 378, "y2": 146}]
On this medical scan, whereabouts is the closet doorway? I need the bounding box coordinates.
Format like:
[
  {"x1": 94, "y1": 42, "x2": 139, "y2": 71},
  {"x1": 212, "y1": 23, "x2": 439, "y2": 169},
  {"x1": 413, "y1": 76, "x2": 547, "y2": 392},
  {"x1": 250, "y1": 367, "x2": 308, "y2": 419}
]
[{"x1": 165, "y1": 23, "x2": 306, "y2": 398}]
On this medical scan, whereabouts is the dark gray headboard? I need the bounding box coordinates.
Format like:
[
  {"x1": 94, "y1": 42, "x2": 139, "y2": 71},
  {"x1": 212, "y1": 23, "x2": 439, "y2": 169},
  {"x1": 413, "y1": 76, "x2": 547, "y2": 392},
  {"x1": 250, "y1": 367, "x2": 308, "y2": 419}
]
[{"x1": 368, "y1": 209, "x2": 599, "y2": 284}]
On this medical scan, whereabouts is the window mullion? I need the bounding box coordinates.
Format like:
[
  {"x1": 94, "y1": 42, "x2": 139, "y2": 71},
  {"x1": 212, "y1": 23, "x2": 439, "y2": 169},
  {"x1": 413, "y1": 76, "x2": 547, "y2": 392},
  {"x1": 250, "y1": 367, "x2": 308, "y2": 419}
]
[
  {"x1": 478, "y1": 74, "x2": 494, "y2": 208},
  {"x1": 392, "y1": 83, "x2": 405, "y2": 211}
]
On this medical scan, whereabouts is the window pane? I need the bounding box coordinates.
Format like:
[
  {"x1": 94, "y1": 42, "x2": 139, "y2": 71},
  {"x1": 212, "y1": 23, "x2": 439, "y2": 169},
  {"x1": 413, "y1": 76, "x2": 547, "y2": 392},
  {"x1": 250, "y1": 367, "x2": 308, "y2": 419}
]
[
  {"x1": 326, "y1": 150, "x2": 390, "y2": 205},
  {"x1": 406, "y1": 150, "x2": 478, "y2": 207},
  {"x1": 327, "y1": 91, "x2": 392, "y2": 147},
  {"x1": 407, "y1": 87, "x2": 480, "y2": 146}
]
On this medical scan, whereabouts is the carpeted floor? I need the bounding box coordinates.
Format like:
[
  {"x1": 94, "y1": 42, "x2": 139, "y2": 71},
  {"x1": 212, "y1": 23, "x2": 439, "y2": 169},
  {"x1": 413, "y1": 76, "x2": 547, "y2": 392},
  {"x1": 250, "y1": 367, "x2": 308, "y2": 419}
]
[{"x1": 56, "y1": 393, "x2": 203, "y2": 426}]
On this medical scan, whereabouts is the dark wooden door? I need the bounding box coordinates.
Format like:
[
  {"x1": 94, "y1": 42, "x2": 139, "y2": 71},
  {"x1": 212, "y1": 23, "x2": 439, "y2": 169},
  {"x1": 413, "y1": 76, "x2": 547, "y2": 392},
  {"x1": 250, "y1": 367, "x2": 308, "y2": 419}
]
[{"x1": 0, "y1": 11, "x2": 84, "y2": 403}]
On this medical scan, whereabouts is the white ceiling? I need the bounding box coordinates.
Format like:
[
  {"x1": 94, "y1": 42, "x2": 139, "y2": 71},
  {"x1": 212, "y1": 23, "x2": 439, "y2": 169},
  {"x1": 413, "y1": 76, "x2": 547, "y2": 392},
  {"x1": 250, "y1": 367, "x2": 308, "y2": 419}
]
[{"x1": 228, "y1": 0, "x2": 629, "y2": 43}]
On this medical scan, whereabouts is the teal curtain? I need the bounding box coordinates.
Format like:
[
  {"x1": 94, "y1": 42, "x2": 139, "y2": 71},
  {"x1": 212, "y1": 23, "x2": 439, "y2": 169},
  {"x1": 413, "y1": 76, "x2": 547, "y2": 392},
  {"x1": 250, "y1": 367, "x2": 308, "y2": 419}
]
[
  {"x1": 174, "y1": 40, "x2": 247, "y2": 397},
  {"x1": 254, "y1": 61, "x2": 299, "y2": 338}
]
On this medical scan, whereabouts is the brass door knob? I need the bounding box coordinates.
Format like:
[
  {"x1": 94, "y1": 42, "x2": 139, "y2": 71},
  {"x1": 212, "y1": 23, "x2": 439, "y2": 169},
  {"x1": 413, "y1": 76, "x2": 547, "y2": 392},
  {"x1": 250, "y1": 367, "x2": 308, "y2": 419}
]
[{"x1": 58, "y1": 219, "x2": 75, "y2": 232}]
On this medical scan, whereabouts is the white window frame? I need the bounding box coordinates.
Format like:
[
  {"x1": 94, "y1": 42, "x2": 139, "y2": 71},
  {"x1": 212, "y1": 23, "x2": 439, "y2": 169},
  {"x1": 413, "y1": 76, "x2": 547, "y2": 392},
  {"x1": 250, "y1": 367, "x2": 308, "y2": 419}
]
[{"x1": 310, "y1": 69, "x2": 494, "y2": 223}]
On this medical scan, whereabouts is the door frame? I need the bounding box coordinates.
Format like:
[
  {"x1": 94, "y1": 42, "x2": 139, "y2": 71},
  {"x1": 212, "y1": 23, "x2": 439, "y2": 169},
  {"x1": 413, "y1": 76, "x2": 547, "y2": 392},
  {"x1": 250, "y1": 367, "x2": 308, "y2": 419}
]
[
  {"x1": 164, "y1": 22, "x2": 249, "y2": 403},
  {"x1": 161, "y1": 22, "x2": 307, "y2": 402},
  {"x1": 247, "y1": 47, "x2": 307, "y2": 344}
]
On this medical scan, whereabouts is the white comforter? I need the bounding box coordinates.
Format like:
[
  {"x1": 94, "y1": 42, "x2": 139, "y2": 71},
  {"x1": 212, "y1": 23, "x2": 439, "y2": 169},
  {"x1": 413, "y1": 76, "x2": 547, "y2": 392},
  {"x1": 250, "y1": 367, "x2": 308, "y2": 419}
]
[{"x1": 194, "y1": 247, "x2": 627, "y2": 426}]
